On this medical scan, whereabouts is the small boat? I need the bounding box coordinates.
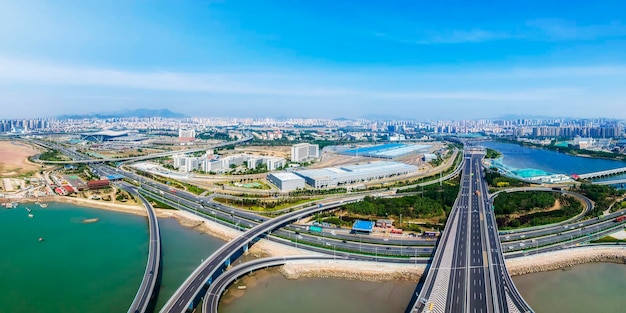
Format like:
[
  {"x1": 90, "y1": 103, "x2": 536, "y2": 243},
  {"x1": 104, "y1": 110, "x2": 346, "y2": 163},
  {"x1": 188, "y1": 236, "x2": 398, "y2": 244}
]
[
  {"x1": 28, "y1": 214, "x2": 34, "y2": 218},
  {"x1": 82, "y1": 218, "x2": 99, "y2": 224},
  {"x1": 26, "y1": 207, "x2": 32, "y2": 213},
  {"x1": 39, "y1": 203, "x2": 48, "y2": 208},
  {"x1": 38, "y1": 237, "x2": 44, "y2": 242}
]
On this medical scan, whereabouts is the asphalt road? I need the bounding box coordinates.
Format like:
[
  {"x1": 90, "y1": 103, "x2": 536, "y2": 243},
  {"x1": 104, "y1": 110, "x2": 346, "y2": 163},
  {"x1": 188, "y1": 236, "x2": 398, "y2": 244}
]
[{"x1": 123, "y1": 185, "x2": 161, "y2": 313}]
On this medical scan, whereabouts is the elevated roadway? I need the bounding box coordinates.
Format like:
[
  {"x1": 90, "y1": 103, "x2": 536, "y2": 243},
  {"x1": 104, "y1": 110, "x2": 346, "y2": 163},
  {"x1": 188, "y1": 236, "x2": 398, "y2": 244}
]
[
  {"x1": 490, "y1": 187, "x2": 594, "y2": 236},
  {"x1": 411, "y1": 151, "x2": 532, "y2": 313},
  {"x1": 159, "y1": 197, "x2": 365, "y2": 313},
  {"x1": 202, "y1": 256, "x2": 336, "y2": 313},
  {"x1": 577, "y1": 167, "x2": 626, "y2": 180},
  {"x1": 122, "y1": 185, "x2": 162, "y2": 313}
]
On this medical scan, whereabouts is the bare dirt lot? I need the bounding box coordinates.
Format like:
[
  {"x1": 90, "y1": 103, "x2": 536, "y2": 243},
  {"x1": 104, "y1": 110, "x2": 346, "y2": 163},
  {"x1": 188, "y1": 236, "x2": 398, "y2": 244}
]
[
  {"x1": 233, "y1": 145, "x2": 291, "y2": 158},
  {"x1": 0, "y1": 141, "x2": 42, "y2": 176}
]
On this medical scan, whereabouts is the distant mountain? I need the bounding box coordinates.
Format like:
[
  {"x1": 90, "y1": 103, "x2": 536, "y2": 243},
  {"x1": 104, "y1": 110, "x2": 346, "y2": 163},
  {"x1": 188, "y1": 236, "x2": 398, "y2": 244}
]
[
  {"x1": 493, "y1": 114, "x2": 576, "y2": 120},
  {"x1": 333, "y1": 117, "x2": 353, "y2": 121},
  {"x1": 58, "y1": 108, "x2": 187, "y2": 119}
]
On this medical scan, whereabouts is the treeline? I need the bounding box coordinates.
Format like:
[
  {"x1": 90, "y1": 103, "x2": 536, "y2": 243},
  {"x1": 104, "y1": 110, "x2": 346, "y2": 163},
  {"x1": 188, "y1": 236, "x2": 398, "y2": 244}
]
[
  {"x1": 288, "y1": 187, "x2": 347, "y2": 196},
  {"x1": 496, "y1": 194, "x2": 583, "y2": 228},
  {"x1": 485, "y1": 148, "x2": 502, "y2": 159},
  {"x1": 493, "y1": 191, "x2": 556, "y2": 215},
  {"x1": 485, "y1": 171, "x2": 528, "y2": 188},
  {"x1": 38, "y1": 149, "x2": 66, "y2": 161},
  {"x1": 214, "y1": 197, "x2": 310, "y2": 209},
  {"x1": 343, "y1": 195, "x2": 445, "y2": 219}
]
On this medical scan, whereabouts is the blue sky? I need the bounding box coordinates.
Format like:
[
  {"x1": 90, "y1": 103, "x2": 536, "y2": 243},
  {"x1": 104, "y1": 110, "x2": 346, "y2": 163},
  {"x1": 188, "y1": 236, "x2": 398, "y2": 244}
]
[{"x1": 1, "y1": 0, "x2": 625, "y2": 120}]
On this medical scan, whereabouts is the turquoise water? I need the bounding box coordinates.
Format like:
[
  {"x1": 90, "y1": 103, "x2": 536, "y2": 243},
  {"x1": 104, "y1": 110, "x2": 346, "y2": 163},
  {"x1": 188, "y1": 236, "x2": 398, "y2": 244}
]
[
  {"x1": 514, "y1": 168, "x2": 552, "y2": 178},
  {"x1": 0, "y1": 202, "x2": 224, "y2": 313}
]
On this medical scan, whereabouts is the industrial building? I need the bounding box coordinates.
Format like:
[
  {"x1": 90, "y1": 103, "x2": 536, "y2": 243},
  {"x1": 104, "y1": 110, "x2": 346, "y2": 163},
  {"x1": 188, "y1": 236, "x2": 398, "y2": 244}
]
[
  {"x1": 294, "y1": 161, "x2": 417, "y2": 188},
  {"x1": 267, "y1": 172, "x2": 306, "y2": 191},
  {"x1": 341, "y1": 143, "x2": 431, "y2": 159},
  {"x1": 351, "y1": 220, "x2": 375, "y2": 234},
  {"x1": 291, "y1": 143, "x2": 320, "y2": 162}
]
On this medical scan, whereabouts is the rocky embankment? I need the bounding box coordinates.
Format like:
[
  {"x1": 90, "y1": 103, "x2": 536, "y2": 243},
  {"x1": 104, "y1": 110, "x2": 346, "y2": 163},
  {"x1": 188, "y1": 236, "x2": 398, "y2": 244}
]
[
  {"x1": 280, "y1": 260, "x2": 425, "y2": 282},
  {"x1": 507, "y1": 246, "x2": 626, "y2": 276}
]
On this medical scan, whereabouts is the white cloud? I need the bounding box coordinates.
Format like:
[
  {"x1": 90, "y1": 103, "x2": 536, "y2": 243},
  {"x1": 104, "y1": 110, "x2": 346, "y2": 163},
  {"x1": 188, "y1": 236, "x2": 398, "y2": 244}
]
[
  {"x1": 0, "y1": 56, "x2": 586, "y2": 103},
  {"x1": 526, "y1": 19, "x2": 626, "y2": 40}
]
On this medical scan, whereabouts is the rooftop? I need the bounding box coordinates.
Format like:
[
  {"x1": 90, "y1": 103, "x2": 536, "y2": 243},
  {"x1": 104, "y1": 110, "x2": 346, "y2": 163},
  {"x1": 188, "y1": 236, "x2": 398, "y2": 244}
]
[{"x1": 269, "y1": 172, "x2": 304, "y2": 181}]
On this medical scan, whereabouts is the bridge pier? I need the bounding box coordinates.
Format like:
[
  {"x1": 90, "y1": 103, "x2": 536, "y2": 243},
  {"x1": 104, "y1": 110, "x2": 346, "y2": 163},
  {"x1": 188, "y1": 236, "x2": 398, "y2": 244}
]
[
  {"x1": 224, "y1": 258, "x2": 231, "y2": 267},
  {"x1": 243, "y1": 243, "x2": 248, "y2": 254}
]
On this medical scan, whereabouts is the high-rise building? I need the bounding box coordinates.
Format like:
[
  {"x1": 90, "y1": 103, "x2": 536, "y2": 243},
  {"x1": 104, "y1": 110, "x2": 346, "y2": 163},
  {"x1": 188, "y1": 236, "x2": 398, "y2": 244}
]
[
  {"x1": 178, "y1": 128, "x2": 196, "y2": 141},
  {"x1": 291, "y1": 143, "x2": 319, "y2": 162}
]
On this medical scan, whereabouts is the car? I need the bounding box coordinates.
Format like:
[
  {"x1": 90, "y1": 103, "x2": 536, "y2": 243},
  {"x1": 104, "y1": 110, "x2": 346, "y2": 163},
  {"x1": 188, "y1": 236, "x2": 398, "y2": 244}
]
[
  {"x1": 342, "y1": 240, "x2": 347, "y2": 243},
  {"x1": 297, "y1": 235, "x2": 303, "y2": 239}
]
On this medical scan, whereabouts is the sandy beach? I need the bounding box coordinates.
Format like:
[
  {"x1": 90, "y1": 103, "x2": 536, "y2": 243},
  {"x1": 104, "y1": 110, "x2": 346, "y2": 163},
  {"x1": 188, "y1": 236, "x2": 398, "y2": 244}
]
[{"x1": 26, "y1": 195, "x2": 626, "y2": 283}]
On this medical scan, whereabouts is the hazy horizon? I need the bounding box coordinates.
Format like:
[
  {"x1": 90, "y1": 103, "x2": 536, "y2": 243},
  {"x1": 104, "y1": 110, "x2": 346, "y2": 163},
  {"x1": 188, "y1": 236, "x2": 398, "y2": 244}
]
[{"x1": 1, "y1": 1, "x2": 625, "y2": 120}]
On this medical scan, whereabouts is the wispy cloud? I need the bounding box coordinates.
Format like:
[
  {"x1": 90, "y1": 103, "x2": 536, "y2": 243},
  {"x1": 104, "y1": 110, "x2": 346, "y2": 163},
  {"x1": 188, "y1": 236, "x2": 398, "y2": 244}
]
[
  {"x1": 526, "y1": 19, "x2": 626, "y2": 40},
  {"x1": 0, "y1": 56, "x2": 590, "y2": 102},
  {"x1": 376, "y1": 19, "x2": 626, "y2": 45},
  {"x1": 376, "y1": 29, "x2": 510, "y2": 45}
]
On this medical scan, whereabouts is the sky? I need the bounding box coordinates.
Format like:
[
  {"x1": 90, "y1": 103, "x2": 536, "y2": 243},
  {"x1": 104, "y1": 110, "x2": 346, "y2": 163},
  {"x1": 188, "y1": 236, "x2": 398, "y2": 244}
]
[{"x1": 1, "y1": 0, "x2": 625, "y2": 120}]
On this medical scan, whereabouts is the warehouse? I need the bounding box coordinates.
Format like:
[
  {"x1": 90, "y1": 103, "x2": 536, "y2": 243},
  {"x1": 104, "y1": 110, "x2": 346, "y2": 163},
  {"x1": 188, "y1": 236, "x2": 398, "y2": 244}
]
[
  {"x1": 267, "y1": 172, "x2": 306, "y2": 191},
  {"x1": 294, "y1": 161, "x2": 417, "y2": 188}
]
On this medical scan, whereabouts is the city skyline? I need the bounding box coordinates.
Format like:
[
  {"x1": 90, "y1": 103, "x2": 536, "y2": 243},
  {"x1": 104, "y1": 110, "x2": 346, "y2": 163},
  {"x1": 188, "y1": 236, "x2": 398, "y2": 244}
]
[{"x1": 1, "y1": 1, "x2": 626, "y2": 119}]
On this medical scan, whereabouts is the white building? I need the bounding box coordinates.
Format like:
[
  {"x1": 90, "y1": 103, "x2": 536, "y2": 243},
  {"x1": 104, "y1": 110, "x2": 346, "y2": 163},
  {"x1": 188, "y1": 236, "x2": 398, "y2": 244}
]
[
  {"x1": 199, "y1": 154, "x2": 286, "y2": 173},
  {"x1": 294, "y1": 161, "x2": 417, "y2": 188},
  {"x1": 267, "y1": 172, "x2": 306, "y2": 191},
  {"x1": 291, "y1": 143, "x2": 320, "y2": 162},
  {"x1": 179, "y1": 128, "x2": 196, "y2": 140}
]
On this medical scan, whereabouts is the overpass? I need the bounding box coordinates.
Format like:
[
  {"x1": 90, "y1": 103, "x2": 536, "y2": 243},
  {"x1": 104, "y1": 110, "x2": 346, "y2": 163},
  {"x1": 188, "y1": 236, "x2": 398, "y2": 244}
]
[
  {"x1": 592, "y1": 179, "x2": 626, "y2": 186},
  {"x1": 489, "y1": 187, "x2": 594, "y2": 231},
  {"x1": 410, "y1": 151, "x2": 532, "y2": 313},
  {"x1": 577, "y1": 166, "x2": 626, "y2": 180},
  {"x1": 122, "y1": 185, "x2": 162, "y2": 313},
  {"x1": 159, "y1": 197, "x2": 364, "y2": 313},
  {"x1": 202, "y1": 256, "x2": 337, "y2": 313}
]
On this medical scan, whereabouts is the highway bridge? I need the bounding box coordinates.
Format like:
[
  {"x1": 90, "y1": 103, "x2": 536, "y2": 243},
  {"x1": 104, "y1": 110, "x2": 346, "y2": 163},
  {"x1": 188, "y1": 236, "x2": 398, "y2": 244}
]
[
  {"x1": 202, "y1": 256, "x2": 337, "y2": 313},
  {"x1": 591, "y1": 179, "x2": 626, "y2": 186},
  {"x1": 122, "y1": 185, "x2": 162, "y2": 313},
  {"x1": 411, "y1": 151, "x2": 532, "y2": 313},
  {"x1": 159, "y1": 197, "x2": 365, "y2": 313},
  {"x1": 577, "y1": 166, "x2": 626, "y2": 180}
]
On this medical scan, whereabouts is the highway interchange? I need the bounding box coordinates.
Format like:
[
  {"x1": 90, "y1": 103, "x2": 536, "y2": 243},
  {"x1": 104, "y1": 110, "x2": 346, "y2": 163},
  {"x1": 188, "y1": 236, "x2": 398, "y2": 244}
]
[{"x1": 30, "y1": 138, "x2": 626, "y2": 313}]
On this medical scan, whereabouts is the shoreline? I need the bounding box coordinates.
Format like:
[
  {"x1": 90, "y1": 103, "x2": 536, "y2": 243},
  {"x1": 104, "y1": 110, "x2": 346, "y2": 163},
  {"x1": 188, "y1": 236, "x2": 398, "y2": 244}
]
[{"x1": 22, "y1": 197, "x2": 626, "y2": 282}]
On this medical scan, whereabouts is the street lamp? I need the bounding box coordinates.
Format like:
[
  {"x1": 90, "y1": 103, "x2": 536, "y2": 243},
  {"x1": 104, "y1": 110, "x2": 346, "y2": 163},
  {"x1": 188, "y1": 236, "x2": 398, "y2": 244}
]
[{"x1": 359, "y1": 235, "x2": 362, "y2": 252}]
